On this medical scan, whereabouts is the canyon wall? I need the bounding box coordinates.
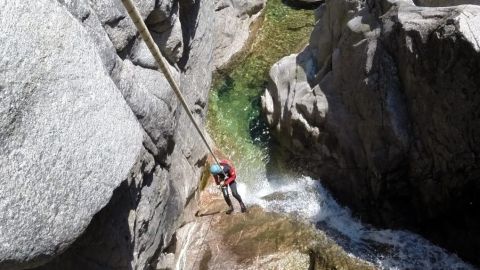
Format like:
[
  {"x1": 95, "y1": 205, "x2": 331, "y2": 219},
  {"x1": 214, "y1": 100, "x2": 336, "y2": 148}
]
[
  {"x1": 262, "y1": 0, "x2": 480, "y2": 264},
  {"x1": 0, "y1": 0, "x2": 263, "y2": 269}
]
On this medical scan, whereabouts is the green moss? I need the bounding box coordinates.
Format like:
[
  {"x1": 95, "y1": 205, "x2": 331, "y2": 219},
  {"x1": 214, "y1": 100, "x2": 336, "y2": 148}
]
[
  {"x1": 207, "y1": 0, "x2": 315, "y2": 180},
  {"x1": 214, "y1": 207, "x2": 375, "y2": 269},
  {"x1": 217, "y1": 208, "x2": 316, "y2": 261},
  {"x1": 199, "y1": 165, "x2": 211, "y2": 191}
]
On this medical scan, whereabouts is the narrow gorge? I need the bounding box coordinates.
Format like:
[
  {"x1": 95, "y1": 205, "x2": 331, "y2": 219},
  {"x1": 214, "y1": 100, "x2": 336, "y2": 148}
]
[{"x1": 0, "y1": 0, "x2": 479, "y2": 269}]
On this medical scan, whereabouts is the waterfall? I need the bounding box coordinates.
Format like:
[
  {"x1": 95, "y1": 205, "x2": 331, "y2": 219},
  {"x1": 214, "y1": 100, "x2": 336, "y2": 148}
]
[
  {"x1": 238, "y1": 175, "x2": 474, "y2": 269},
  {"x1": 206, "y1": 0, "x2": 475, "y2": 268}
]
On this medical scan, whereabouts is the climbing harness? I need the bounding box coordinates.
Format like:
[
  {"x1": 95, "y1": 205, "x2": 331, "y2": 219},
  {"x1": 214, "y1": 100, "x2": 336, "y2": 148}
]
[{"x1": 121, "y1": 0, "x2": 221, "y2": 166}]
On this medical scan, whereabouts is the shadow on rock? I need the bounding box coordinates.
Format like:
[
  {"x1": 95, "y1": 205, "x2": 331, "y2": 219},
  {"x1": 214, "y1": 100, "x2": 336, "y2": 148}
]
[
  {"x1": 282, "y1": 0, "x2": 323, "y2": 10},
  {"x1": 33, "y1": 180, "x2": 136, "y2": 270}
]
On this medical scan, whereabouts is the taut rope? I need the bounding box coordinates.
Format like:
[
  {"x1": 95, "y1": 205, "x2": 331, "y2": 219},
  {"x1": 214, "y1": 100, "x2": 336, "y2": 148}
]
[{"x1": 121, "y1": 0, "x2": 221, "y2": 165}]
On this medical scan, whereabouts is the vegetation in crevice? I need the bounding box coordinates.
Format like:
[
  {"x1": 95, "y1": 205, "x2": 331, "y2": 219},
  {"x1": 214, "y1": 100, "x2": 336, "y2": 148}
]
[{"x1": 207, "y1": 0, "x2": 315, "y2": 176}]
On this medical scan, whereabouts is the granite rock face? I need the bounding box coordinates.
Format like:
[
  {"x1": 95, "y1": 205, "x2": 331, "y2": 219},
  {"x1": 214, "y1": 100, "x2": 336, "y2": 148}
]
[
  {"x1": 0, "y1": 0, "x2": 263, "y2": 269},
  {"x1": 213, "y1": 0, "x2": 265, "y2": 68},
  {"x1": 0, "y1": 1, "x2": 143, "y2": 268},
  {"x1": 262, "y1": 0, "x2": 480, "y2": 264}
]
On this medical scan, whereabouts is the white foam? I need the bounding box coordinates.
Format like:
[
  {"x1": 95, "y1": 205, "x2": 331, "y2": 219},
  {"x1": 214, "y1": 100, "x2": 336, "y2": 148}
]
[{"x1": 240, "y1": 175, "x2": 475, "y2": 270}]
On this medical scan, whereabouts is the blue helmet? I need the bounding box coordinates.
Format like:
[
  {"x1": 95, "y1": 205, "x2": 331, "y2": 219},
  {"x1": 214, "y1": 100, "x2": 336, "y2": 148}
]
[{"x1": 210, "y1": 164, "x2": 222, "y2": 175}]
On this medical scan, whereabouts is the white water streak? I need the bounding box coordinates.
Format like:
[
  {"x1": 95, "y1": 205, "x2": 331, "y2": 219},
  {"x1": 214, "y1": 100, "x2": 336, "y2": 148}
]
[
  {"x1": 236, "y1": 175, "x2": 475, "y2": 270},
  {"x1": 176, "y1": 222, "x2": 198, "y2": 270}
]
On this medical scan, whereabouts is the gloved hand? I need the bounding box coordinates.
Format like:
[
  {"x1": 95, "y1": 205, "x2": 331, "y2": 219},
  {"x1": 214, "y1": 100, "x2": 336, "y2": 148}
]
[{"x1": 220, "y1": 180, "x2": 226, "y2": 187}]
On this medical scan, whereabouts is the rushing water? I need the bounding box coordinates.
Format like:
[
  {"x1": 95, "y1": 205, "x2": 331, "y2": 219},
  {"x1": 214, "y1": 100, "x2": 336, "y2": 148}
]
[
  {"x1": 207, "y1": 1, "x2": 475, "y2": 269},
  {"x1": 239, "y1": 176, "x2": 474, "y2": 269}
]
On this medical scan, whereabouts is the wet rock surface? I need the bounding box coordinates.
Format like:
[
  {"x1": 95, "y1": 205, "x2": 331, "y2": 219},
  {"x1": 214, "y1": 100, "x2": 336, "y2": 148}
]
[
  {"x1": 164, "y1": 183, "x2": 375, "y2": 270},
  {"x1": 262, "y1": 0, "x2": 480, "y2": 264},
  {"x1": 0, "y1": 1, "x2": 143, "y2": 268},
  {"x1": 0, "y1": 0, "x2": 264, "y2": 269}
]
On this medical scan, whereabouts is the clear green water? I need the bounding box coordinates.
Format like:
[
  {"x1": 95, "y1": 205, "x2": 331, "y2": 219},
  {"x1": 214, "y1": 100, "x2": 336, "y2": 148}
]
[
  {"x1": 207, "y1": 0, "x2": 315, "y2": 183},
  {"x1": 205, "y1": 3, "x2": 477, "y2": 269}
]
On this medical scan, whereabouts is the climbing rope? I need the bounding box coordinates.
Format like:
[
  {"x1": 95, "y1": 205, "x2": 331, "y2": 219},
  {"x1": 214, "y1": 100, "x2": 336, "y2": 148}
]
[{"x1": 121, "y1": 0, "x2": 221, "y2": 166}]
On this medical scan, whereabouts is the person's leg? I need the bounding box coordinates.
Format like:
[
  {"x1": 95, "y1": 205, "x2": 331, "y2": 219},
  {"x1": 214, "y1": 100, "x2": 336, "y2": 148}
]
[
  {"x1": 222, "y1": 186, "x2": 234, "y2": 214},
  {"x1": 229, "y1": 182, "x2": 247, "y2": 212}
]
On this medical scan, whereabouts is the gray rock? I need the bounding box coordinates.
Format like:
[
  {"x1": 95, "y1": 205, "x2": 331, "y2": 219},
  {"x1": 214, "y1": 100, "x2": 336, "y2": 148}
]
[
  {"x1": 81, "y1": 7, "x2": 119, "y2": 74},
  {"x1": 0, "y1": 1, "x2": 143, "y2": 269},
  {"x1": 413, "y1": 0, "x2": 480, "y2": 6},
  {"x1": 262, "y1": 49, "x2": 327, "y2": 152},
  {"x1": 262, "y1": 0, "x2": 480, "y2": 264},
  {"x1": 89, "y1": 0, "x2": 155, "y2": 51},
  {"x1": 0, "y1": 0, "x2": 264, "y2": 269},
  {"x1": 213, "y1": 0, "x2": 265, "y2": 69},
  {"x1": 152, "y1": 17, "x2": 184, "y2": 64},
  {"x1": 131, "y1": 18, "x2": 184, "y2": 66},
  {"x1": 156, "y1": 252, "x2": 175, "y2": 269},
  {"x1": 114, "y1": 60, "x2": 178, "y2": 162},
  {"x1": 148, "y1": 0, "x2": 176, "y2": 30},
  {"x1": 57, "y1": 0, "x2": 90, "y2": 20},
  {"x1": 32, "y1": 146, "x2": 174, "y2": 270},
  {"x1": 145, "y1": 0, "x2": 184, "y2": 63}
]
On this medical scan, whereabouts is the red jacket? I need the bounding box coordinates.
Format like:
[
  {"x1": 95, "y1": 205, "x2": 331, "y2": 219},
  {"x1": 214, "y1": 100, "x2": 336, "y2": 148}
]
[{"x1": 213, "y1": 159, "x2": 236, "y2": 186}]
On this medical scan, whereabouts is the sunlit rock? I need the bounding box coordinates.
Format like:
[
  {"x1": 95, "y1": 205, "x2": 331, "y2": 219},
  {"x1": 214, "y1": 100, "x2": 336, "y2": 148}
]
[{"x1": 262, "y1": 0, "x2": 480, "y2": 264}]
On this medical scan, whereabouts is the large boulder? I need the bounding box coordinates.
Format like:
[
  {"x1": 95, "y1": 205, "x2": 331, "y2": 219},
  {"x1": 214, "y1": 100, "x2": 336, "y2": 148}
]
[
  {"x1": 262, "y1": 48, "x2": 328, "y2": 153},
  {"x1": 262, "y1": 0, "x2": 480, "y2": 264},
  {"x1": 0, "y1": 0, "x2": 264, "y2": 269},
  {"x1": 0, "y1": 1, "x2": 143, "y2": 268}
]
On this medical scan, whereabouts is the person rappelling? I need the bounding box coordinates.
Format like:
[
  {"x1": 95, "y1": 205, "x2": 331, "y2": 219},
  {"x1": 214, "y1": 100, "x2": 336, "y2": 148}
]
[
  {"x1": 122, "y1": 0, "x2": 245, "y2": 215},
  {"x1": 210, "y1": 160, "x2": 247, "y2": 214}
]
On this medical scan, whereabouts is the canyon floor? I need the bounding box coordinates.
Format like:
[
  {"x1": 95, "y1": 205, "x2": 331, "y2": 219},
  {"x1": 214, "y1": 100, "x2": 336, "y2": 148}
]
[{"x1": 169, "y1": 181, "x2": 375, "y2": 270}]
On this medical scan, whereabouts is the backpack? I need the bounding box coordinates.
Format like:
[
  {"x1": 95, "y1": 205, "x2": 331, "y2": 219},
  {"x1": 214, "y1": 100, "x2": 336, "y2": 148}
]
[{"x1": 220, "y1": 159, "x2": 236, "y2": 179}]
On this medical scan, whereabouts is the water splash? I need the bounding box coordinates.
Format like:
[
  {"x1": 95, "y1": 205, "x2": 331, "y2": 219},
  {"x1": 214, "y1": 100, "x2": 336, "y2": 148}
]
[
  {"x1": 238, "y1": 175, "x2": 475, "y2": 270},
  {"x1": 206, "y1": 1, "x2": 476, "y2": 268}
]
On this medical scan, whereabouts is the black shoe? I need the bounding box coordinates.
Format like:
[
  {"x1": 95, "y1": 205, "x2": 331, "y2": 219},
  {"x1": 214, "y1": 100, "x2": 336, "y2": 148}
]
[
  {"x1": 226, "y1": 208, "x2": 234, "y2": 215},
  {"x1": 240, "y1": 203, "x2": 247, "y2": 213}
]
